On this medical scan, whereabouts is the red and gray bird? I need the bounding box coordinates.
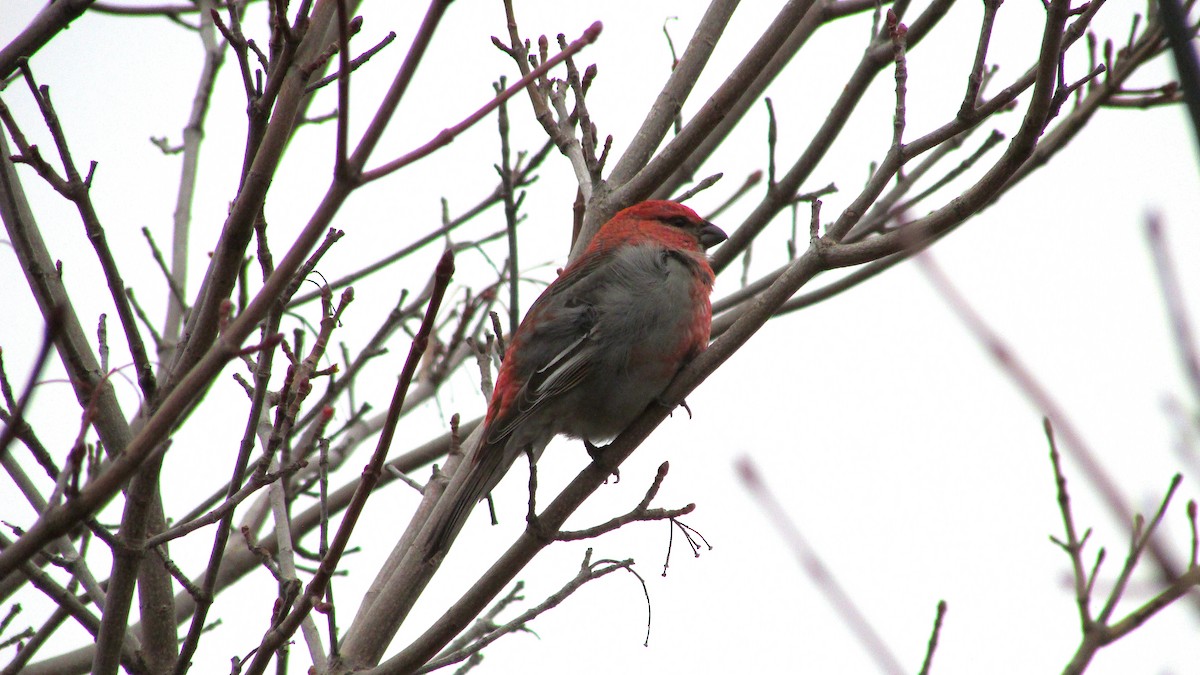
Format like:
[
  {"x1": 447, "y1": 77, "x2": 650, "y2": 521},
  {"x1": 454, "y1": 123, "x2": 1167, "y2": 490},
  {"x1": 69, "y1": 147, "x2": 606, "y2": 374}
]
[{"x1": 427, "y1": 200, "x2": 727, "y2": 555}]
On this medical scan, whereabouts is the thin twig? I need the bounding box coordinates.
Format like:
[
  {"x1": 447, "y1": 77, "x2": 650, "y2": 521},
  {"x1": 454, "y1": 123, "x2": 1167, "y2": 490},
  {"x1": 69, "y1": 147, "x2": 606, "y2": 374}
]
[
  {"x1": 241, "y1": 251, "x2": 454, "y2": 675},
  {"x1": 0, "y1": 308, "x2": 61, "y2": 459},
  {"x1": 305, "y1": 30, "x2": 398, "y2": 93},
  {"x1": 917, "y1": 601, "x2": 947, "y2": 675},
  {"x1": 360, "y1": 22, "x2": 602, "y2": 183},
  {"x1": 556, "y1": 463, "x2": 694, "y2": 540},
  {"x1": 416, "y1": 550, "x2": 638, "y2": 673}
]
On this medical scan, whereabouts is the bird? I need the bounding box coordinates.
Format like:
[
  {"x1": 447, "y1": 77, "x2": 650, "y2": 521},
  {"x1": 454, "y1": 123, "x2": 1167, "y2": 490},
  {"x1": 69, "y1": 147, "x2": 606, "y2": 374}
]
[{"x1": 426, "y1": 200, "x2": 727, "y2": 557}]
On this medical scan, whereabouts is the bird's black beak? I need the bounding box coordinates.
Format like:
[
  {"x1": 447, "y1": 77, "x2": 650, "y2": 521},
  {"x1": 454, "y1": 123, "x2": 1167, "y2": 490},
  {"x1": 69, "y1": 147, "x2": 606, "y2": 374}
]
[{"x1": 698, "y1": 222, "x2": 728, "y2": 249}]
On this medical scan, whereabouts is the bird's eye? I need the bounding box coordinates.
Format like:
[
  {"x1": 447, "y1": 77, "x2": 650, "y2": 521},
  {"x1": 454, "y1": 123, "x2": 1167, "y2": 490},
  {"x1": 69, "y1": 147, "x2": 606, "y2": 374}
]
[{"x1": 665, "y1": 215, "x2": 692, "y2": 228}]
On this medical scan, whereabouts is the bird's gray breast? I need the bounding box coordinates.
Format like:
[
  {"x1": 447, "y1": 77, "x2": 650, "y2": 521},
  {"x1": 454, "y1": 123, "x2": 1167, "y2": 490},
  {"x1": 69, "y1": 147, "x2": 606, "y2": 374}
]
[{"x1": 564, "y1": 244, "x2": 700, "y2": 440}]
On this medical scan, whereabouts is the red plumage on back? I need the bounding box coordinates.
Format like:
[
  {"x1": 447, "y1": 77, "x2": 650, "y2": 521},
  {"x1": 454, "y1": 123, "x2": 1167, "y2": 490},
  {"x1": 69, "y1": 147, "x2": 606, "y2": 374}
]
[{"x1": 426, "y1": 200, "x2": 726, "y2": 556}]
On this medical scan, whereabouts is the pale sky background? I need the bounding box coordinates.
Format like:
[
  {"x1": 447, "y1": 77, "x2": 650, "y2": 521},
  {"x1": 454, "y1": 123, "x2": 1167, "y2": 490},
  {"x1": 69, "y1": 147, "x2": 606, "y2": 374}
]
[{"x1": 2, "y1": 1, "x2": 1200, "y2": 674}]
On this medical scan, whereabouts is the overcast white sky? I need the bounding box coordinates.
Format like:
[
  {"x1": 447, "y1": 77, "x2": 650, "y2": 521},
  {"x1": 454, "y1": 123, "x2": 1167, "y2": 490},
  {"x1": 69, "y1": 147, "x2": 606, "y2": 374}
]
[{"x1": 2, "y1": 1, "x2": 1200, "y2": 673}]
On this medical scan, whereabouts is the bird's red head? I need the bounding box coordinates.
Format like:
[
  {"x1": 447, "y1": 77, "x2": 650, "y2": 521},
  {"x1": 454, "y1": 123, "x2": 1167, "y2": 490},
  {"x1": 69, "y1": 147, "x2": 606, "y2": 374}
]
[{"x1": 590, "y1": 200, "x2": 728, "y2": 254}]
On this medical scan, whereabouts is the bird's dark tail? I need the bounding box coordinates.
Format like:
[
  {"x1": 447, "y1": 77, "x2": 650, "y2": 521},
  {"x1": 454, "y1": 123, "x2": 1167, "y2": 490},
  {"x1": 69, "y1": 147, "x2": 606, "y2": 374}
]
[{"x1": 424, "y1": 439, "x2": 513, "y2": 559}]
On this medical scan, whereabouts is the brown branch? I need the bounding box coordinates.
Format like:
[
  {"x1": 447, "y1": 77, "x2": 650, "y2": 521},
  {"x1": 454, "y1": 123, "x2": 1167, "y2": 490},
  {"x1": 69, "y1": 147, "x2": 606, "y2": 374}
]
[
  {"x1": 717, "y1": 0, "x2": 1149, "y2": 331},
  {"x1": 143, "y1": 460, "x2": 305, "y2": 550},
  {"x1": 496, "y1": 1, "x2": 602, "y2": 201},
  {"x1": 0, "y1": 331, "x2": 280, "y2": 580},
  {"x1": 959, "y1": 0, "x2": 1002, "y2": 117},
  {"x1": 820, "y1": 0, "x2": 1078, "y2": 262},
  {"x1": 496, "y1": 76, "x2": 523, "y2": 336},
  {"x1": 164, "y1": 0, "x2": 328, "y2": 402},
  {"x1": 359, "y1": 21, "x2": 602, "y2": 183},
  {"x1": 5, "y1": 59, "x2": 177, "y2": 670},
  {"x1": 1158, "y1": 0, "x2": 1200, "y2": 148},
  {"x1": 158, "y1": 4, "x2": 225, "y2": 356},
  {"x1": 605, "y1": 0, "x2": 741, "y2": 189},
  {"x1": 333, "y1": 0, "x2": 353, "y2": 175},
  {"x1": 1060, "y1": 467, "x2": 1197, "y2": 674},
  {"x1": 1045, "y1": 419, "x2": 1097, "y2": 629},
  {"x1": 709, "y1": 0, "x2": 956, "y2": 272},
  {"x1": 705, "y1": 170, "x2": 763, "y2": 221},
  {"x1": 0, "y1": 605, "x2": 68, "y2": 674},
  {"x1": 173, "y1": 237, "x2": 343, "y2": 674},
  {"x1": 91, "y1": 1, "x2": 254, "y2": 15},
  {"x1": 17, "y1": 418, "x2": 477, "y2": 675},
  {"x1": 672, "y1": 173, "x2": 724, "y2": 204},
  {"x1": 0, "y1": 1, "x2": 95, "y2": 79},
  {"x1": 426, "y1": 580, "x2": 524, "y2": 667},
  {"x1": 415, "y1": 550, "x2": 637, "y2": 674},
  {"x1": 916, "y1": 251, "x2": 1196, "y2": 612},
  {"x1": 0, "y1": 309, "x2": 60, "y2": 459},
  {"x1": 1096, "y1": 475, "x2": 1183, "y2": 625},
  {"x1": 600, "y1": 0, "x2": 824, "y2": 251},
  {"x1": 5, "y1": 63, "x2": 156, "y2": 401},
  {"x1": 0, "y1": 127, "x2": 140, "y2": 581},
  {"x1": 241, "y1": 250, "x2": 454, "y2": 675},
  {"x1": 917, "y1": 600, "x2": 947, "y2": 675},
  {"x1": 0, "y1": 532, "x2": 144, "y2": 672},
  {"x1": 0, "y1": 0, "x2": 450, "y2": 588},
  {"x1": 556, "y1": 462, "x2": 694, "y2": 541},
  {"x1": 287, "y1": 140, "x2": 548, "y2": 308},
  {"x1": 650, "y1": 0, "x2": 893, "y2": 202},
  {"x1": 304, "y1": 30, "x2": 397, "y2": 94},
  {"x1": 888, "y1": 11, "x2": 909, "y2": 160}
]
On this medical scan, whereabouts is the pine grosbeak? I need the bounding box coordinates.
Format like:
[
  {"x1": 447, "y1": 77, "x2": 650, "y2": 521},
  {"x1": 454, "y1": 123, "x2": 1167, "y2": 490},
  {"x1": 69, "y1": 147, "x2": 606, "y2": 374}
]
[{"x1": 429, "y1": 200, "x2": 726, "y2": 555}]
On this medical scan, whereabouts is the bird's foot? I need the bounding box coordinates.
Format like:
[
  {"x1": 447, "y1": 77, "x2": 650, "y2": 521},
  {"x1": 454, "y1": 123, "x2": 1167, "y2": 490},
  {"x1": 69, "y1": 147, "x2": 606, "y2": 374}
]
[
  {"x1": 655, "y1": 396, "x2": 693, "y2": 419},
  {"x1": 585, "y1": 440, "x2": 620, "y2": 484}
]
